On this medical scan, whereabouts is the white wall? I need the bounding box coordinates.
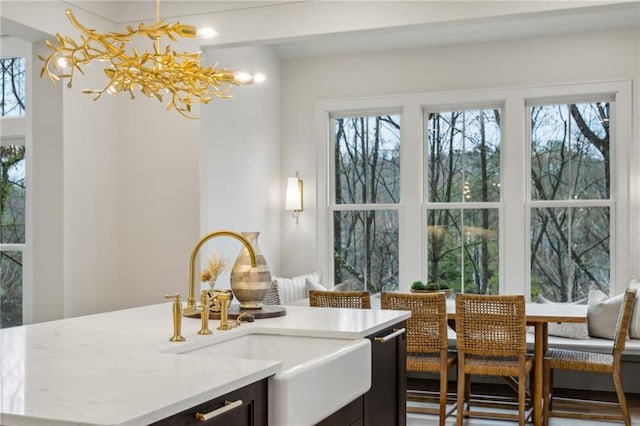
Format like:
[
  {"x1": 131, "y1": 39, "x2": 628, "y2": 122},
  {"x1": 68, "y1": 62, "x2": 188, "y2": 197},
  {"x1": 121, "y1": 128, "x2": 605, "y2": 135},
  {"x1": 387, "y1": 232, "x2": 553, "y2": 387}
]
[
  {"x1": 115, "y1": 85, "x2": 200, "y2": 309},
  {"x1": 31, "y1": 41, "x2": 65, "y2": 322},
  {"x1": 60, "y1": 46, "x2": 120, "y2": 318},
  {"x1": 199, "y1": 45, "x2": 281, "y2": 283},
  {"x1": 279, "y1": 27, "x2": 640, "y2": 279}
]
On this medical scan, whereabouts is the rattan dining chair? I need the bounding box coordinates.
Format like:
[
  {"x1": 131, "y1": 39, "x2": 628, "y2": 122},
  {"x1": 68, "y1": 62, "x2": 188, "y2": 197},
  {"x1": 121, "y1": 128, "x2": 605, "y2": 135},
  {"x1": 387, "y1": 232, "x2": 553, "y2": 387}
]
[
  {"x1": 381, "y1": 292, "x2": 457, "y2": 426},
  {"x1": 455, "y1": 294, "x2": 533, "y2": 426},
  {"x1": 308, "y1": 290, "x2": 371, "y2": 309},
  {"x1": 542, "y1": 288, "x2": 637, "y2": 426}
]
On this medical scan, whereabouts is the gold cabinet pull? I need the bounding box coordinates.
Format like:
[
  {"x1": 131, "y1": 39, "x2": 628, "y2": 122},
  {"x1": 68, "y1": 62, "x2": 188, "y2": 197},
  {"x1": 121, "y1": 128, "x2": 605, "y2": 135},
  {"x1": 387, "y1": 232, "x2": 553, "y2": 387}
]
[
  {"x1": 374, "y1": 327, "x2": 406, "y2": 343},
  {"x1": 195, "y1": 399, "x2": 243, "y2": 421}
]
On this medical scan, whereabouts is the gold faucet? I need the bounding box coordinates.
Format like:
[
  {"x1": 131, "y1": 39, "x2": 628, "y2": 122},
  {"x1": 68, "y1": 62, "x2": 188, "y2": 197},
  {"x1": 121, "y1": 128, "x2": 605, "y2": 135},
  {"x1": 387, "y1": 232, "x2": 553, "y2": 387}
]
[{"x1": 184, "y1": 230, "x2": 257, "y2": 317}]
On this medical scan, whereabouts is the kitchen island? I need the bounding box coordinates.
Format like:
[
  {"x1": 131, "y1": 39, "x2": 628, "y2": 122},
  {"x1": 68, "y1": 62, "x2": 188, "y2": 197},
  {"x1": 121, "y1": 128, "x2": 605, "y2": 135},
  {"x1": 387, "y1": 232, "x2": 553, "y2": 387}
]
[{"x1": 0, "y1": 303, "x2": 409, "y2": 425}]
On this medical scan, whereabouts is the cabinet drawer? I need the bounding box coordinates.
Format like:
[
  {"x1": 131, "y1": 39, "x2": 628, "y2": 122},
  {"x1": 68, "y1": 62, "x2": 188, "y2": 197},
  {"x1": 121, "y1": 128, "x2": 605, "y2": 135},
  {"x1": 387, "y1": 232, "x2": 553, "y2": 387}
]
[{"x1": 151, "y1": 378, "x2": 268, "y2": 426}]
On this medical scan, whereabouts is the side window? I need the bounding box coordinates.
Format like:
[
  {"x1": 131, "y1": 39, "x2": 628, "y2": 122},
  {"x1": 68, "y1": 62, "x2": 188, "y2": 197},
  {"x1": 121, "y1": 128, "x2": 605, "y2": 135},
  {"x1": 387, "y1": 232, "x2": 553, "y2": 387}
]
[
  {"x1": 330, "y1": 113, "x2": 401, "y2": 292},
  {"x1": 1, "y1": 57, "x2": 26, "y2": 117},
  {"x1": 529, "y1": 100, "x2": 612, "y2": 302},
  {"x1": 1, "y1": 56, "x2": 27, "y2": 328},
  {"x1": 424, "y1": 108, "x2": 501, "y2": 294}
]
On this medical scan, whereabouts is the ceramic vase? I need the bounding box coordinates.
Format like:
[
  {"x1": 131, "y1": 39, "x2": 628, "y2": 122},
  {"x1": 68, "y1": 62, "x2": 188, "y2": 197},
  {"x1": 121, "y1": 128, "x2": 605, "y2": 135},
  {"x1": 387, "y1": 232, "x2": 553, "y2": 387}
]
[{"x1": 230, "y1": 231, "x2": 272, "y2": 309}]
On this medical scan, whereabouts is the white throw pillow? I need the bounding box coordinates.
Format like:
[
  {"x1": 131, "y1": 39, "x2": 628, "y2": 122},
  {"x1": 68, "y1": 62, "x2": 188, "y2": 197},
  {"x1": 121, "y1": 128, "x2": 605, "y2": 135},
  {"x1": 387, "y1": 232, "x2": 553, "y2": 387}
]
[
  {"x1": 587, "y1": 288, "x2": 625, "y2": 340},
  {"x1": 275, "y1": 271, "x2": 321, "y2": 304},
  {"x1": 332, "y1": 281, "x2": 352, "y2": 292},
  {"x1": 305, "y1": 277, "x2": 329, "y2": 294},
  {"x1": 305, "y1": 277, "x2": 363, "y2": 294},
  {"x1": 628, "y1": 279, "x2": 640, "y2": 339},
  {"x1": 535, "y1": 295, "x2": 589, "y2": 339}
]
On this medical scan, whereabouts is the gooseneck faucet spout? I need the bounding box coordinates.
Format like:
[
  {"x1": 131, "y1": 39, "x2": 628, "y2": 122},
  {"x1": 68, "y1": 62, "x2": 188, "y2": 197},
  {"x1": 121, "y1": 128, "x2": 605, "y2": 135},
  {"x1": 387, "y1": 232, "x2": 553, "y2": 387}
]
[{"x1": 185, "y1": 230, "x2": 256, "y2": 316}]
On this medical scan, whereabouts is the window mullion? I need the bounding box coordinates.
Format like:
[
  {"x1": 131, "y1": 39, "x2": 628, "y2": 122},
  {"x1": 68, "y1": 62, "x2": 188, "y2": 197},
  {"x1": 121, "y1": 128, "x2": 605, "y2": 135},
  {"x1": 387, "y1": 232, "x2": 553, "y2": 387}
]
[{"x1": 503, "y1": 96, "x2": 527, "y2": 297}]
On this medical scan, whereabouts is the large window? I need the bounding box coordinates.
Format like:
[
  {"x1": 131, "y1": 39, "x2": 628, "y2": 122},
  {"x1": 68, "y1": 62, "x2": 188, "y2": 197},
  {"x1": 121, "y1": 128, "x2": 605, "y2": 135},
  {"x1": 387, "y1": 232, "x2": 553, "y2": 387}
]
[
  {"x1": 318, "y1": 81, "x2": 630, "y2": 299},
  {"x1": 1, "y1": 55, "x2": 27, "y2": 328},
  {"x1": 425, "y1": 108, "x2": 501, "y2": 294},
  {"x1": 529, "y1": 100, "x2": 612, "y2": 302},
  {"x1": 330, "y1": 113, "x2": 401, "y2": 293}
]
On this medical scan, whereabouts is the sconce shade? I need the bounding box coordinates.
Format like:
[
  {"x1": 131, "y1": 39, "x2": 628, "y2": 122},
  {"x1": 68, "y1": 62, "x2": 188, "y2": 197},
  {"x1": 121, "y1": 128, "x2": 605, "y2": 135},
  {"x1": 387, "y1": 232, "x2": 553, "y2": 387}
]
[{"x1": 285, "y1": 177, "x2": 302, "y2": 211}]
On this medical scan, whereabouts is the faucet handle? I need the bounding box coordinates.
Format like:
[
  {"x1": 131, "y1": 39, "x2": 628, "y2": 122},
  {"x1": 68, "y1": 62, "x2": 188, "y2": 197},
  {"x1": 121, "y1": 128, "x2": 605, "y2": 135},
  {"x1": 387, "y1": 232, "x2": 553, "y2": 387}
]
[
  {"x1": 164, "y1": 293, "x2": 180, "y2": 302},
  {"x1": 164, "y1": 293, "x2": 185, "y2": 342},
  {"x1": 235, "y1": 312, "x2": 255, "y2": 327},
  {"x1": 198, "y1": 290, "x2": 213, "y2": 335}
]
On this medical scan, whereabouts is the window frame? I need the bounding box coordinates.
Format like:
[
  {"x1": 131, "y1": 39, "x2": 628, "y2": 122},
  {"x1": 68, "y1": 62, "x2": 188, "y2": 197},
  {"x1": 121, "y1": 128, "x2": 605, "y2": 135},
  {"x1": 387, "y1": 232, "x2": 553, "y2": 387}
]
[
  {"x1": 1, "y1": 39, "x2": 32, "y2": 326},
  {"x1": 525, "y1": 93, "x2": 621, "y2": 301},
  {"x1": 316, "y1": 80, "x2": 632, "y2": 298},
  {"x1": 423, "y1": 104, "x2": 504, "y2": 294},
  {"x1": 327, "y1": 108, "x2": 403, "y2": 291}
]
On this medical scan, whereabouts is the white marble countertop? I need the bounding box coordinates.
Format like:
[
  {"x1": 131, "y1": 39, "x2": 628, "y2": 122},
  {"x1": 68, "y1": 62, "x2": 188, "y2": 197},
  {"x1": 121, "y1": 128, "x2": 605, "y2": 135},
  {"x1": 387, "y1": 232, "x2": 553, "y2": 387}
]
[{"x1": 0, "y1": 303, "x2": 409, "y2": 426}]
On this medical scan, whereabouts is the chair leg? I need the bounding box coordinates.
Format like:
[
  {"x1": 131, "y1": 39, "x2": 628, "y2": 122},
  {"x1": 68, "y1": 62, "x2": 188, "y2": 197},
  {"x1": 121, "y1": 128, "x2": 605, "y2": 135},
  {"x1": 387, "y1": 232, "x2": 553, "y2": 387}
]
[
  {"x1": 542, "y1": 362, "x2": 551, "y2": 426},
  {"x1": 548, "y1": 368, "x2": 554, "y2": 412},
  {"x1": 464, "y1": 374, "x2": 471, "y2": 413},
  {"x1": 613, "y1": 372, "x2": 631, "y2": 426},
  {"x1": 518, "y1": 372, "x2": 526, "y2": 426},
  {"x1": 439, "y1": 367, "x2": 448, "y2": 426},
  {"x1": 456, "y1": 367, "x2": 465, "y2": 426}
]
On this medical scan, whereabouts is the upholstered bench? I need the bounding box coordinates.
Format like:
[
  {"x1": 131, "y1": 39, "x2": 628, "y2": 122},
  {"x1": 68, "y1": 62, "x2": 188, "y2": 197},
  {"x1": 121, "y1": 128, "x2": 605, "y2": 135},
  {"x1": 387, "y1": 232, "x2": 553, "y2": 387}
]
[
  {"x1": 543, "y1": 335, "x2": 640, "y2": 356},
  {"x1": 533, "y1": 335, "x2": 640, "y2": 394}
]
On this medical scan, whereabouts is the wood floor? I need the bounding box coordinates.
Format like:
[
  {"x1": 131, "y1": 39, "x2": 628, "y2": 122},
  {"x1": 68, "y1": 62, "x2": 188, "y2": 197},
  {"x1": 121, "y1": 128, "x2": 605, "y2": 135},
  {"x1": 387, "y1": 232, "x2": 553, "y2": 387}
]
[{"x1": 406, "y1": 385, "x2": 640, "y2": 425}]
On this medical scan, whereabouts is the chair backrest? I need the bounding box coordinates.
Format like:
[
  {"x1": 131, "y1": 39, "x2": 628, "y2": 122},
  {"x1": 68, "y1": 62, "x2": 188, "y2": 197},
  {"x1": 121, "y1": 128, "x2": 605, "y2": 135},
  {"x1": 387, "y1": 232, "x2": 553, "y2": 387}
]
[
  {"x1": 309, "y1": 290, "x2": 371, "y2": 309},
  {"x1": 381, "y1": 292, "x2": 448, "y2": 354},
  {"x1": 455, "y1": 293, "x2": 527, "y2": 357},
  {"x1": 613, "y1": 288, "x2": 637, "y2": 353}
]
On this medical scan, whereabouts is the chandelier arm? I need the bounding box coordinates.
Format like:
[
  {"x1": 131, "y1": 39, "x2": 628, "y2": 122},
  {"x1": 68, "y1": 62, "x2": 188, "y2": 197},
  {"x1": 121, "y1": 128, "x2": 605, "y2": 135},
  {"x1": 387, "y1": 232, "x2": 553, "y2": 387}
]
[{"x1": 156, "y1": 0, "x2": 161, "y2": 53}]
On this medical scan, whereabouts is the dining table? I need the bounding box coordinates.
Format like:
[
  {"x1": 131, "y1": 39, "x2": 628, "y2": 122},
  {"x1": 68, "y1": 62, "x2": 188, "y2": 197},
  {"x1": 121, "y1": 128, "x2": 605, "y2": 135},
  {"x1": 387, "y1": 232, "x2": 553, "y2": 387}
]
[{"x1": 445, "y1": 299, "x2": 587, "y2": 426}]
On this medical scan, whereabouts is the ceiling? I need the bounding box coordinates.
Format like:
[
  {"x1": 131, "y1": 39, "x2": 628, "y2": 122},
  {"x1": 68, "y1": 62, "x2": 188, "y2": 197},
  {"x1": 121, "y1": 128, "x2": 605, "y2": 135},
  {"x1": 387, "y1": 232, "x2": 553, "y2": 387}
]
[
  {"x1": 5, "y1": 1, "x2": 640, "y2": 58},
  {"x1": 272, "y1": 2, "x2": 640, "y2": 58},
  {"x1": 63, "y1": 1, "x2": 302, "y2": 24}
]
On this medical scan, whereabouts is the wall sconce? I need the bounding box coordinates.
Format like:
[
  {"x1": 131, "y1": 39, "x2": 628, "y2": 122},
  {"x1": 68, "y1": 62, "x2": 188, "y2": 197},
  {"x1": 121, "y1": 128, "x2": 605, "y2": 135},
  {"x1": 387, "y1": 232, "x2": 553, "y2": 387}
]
[{"x1": 285, "y1": 174, "x2": 303, "y2": 224}]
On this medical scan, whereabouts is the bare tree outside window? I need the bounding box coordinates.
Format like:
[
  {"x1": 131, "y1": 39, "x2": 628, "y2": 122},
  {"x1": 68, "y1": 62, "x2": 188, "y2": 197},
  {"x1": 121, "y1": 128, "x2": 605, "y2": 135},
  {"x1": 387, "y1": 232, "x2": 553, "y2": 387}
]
[
  {"x1": 530, "y1": 102, "x2": 611, "y2": 302},
  {"x1": 332, "y1": 114, "x2": 400, "y2": 293},
  {"x1": 1, "y1": 56, "x2": 27, "y2": 327},
  {"x1": 1, "y1": 57, "x2": 26, "y2": 117},
  {"x1": 322, "y1": 84, "x2": 624, "y2": 301},
  {"x1": 0, "y1": 145, "x2": 25, "y2": 328},
  {"x1": 426, "y1": 109, "x2": 501, "y2": 294}
]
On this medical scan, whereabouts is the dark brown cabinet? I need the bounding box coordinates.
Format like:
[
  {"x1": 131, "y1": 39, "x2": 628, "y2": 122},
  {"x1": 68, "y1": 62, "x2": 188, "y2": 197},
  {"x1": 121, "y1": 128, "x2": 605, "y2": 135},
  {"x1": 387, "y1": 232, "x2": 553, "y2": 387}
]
[
  {"x1": 364, "y1": 322, "x2": 407, "y2": 426},
  {"x1": 316, "y1": 396, "x2": 365, "y2": 426},
  {"x1": 316, "y1": 321, "x2": 408, "y2": 426},
  {"x1": 151, "y1": 378, "x2": 268, "y2": 426}
]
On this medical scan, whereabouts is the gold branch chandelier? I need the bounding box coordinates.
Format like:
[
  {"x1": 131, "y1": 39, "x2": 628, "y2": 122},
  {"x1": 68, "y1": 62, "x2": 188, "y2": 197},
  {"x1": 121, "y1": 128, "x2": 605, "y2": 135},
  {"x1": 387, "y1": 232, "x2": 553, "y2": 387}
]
[{"x1": 39, "y1": 0, "x2": 258, "y2": 118}]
